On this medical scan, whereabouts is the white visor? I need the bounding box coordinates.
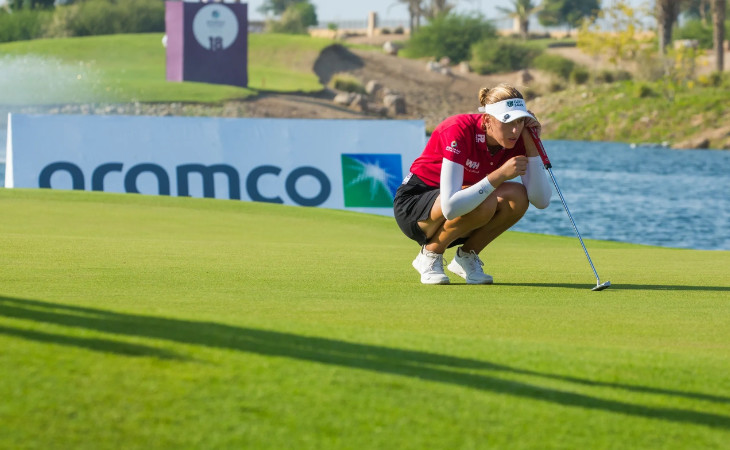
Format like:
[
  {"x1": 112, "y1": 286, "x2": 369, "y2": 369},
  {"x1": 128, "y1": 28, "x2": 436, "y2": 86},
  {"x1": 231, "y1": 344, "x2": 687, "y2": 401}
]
[{"x1": 478, "y1": 98, "x2": 534, "y2": 123}]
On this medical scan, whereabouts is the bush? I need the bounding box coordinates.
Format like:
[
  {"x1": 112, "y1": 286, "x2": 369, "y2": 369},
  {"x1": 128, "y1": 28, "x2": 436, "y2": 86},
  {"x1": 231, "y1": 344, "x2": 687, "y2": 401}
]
[
  {"x1": 0, "y1": 9, "x2": 52, "y2": 42},
  {"x1": 406, "y1": 13, "x2": 496, "y2": 63},
  {"x1": 594, "y1": 69, "x2": 615, "y2": 84},
  {"x1": 470, "y1": 39, "x2": 542, "y2": 75},
  {"x1": 547, "y1": 80, "x2": 565, "y2": 93},
  {"x1": 570, "y1": 67, "x2": 590, "y2": 85},
  {"x1": 266, "y1": 2, "x2": 317, "y2": 34},
  {"x1": 532, "y1": 53, "x2": 576, "y2": 80},
  {"x1": 697, "y1": 71, "x2": 725, "y2": 87},
  {"x1": 49, "y1": 0, "x2": 164, "y2": 37},
  {"x1": 330, "y1": 74, "x2": 365, "y2": 94},
  {"x1": 614, "y1": 70, "x2": 633, "y2": 81},
  {"x1": 634, "y1": 83, "x2": 656, "y2": 98},
  {"x1": 673, "y1": 19, "x2": 713, "y2": 49}
]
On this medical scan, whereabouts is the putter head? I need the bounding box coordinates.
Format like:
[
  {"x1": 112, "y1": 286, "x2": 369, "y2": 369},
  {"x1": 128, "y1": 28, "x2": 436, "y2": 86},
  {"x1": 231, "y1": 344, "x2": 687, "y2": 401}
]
[{"x1": 592, "y1": 281, "x2": 611, "y2": 291}]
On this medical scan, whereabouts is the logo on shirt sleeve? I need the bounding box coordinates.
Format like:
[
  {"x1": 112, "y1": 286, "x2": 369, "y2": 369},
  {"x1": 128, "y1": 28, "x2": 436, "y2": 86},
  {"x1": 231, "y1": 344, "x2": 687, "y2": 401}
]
[
  {"x1": 445, "y1": 140, "x2": 460, "y2": 154},
  {"x1": 476, "y1": 134, "x2": 485, "y2": 144}
]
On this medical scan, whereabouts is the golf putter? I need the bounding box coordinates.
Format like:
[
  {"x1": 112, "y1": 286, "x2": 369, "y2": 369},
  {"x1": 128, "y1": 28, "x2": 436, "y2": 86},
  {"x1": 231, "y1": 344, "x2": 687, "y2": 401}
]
[{"x1": 527, "y1": 127, "x2": 611, "y2": 291}]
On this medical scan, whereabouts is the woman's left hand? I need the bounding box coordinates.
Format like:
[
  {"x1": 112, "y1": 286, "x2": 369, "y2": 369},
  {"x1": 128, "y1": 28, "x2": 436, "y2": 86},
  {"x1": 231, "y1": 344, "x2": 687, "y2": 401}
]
[{"x1": 526, "y1": 110, "x2": 541, "y2": 137}]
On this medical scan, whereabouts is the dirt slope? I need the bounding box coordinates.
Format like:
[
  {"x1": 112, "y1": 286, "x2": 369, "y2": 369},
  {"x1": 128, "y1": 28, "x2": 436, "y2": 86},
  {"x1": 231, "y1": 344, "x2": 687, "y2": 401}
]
[{"x1": 239, "y1": 44, "x2": 528, "y2": 131}]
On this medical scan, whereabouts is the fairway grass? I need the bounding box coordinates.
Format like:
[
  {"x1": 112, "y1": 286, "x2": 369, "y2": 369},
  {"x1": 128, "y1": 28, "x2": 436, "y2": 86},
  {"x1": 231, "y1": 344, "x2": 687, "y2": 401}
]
[
  {"x1": 0, "y1": 33, "x2": 332, "y2": 105},
  {"x1": 1, "y1": 189, "x2": 729, "y2": 449}
]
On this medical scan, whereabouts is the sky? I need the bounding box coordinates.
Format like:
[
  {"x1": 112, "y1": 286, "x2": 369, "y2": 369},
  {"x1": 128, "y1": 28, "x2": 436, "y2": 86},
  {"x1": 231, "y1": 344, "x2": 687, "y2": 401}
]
[
  {"x1": 246, "y1": 0, "x2": 651, "y2": 23},
  {"x1": 0, "y1": 0, "x2": 651, "y2": 24},
  {"x1": 247, "y1": 0, "x2": 492, "y2": 22}
]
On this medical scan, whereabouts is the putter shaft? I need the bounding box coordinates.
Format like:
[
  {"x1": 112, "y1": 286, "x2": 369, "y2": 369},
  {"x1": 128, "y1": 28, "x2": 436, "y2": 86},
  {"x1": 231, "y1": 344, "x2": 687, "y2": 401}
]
[{"x1": 546, "y1": 167, "x2": 602, "y2": 285}]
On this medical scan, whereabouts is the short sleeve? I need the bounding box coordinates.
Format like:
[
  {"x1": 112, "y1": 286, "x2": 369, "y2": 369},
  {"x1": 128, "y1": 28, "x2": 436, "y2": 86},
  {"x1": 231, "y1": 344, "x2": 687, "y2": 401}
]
[{"x1": 438, "y1": 125, "x2": 469, "y2": 166}]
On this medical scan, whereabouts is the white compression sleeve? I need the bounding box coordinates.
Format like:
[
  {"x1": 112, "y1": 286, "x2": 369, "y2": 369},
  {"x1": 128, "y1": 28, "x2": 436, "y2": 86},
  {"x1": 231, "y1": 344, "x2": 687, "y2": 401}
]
[
  {"x1": 520, "y1": 156, "x2": 552, "y2": 209},
  {"x1": 440, "y1": 158, "x2": 495, "y2": 220}
]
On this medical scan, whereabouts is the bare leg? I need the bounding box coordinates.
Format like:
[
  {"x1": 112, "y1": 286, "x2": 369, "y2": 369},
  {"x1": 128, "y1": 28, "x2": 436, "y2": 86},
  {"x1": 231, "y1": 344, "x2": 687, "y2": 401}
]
[
  {"x1": 418, "y1": 182, "x2": 529, "y2": 254},
  {"x1": 461, "y1": 182, "x2": 529, "y2": 254}
]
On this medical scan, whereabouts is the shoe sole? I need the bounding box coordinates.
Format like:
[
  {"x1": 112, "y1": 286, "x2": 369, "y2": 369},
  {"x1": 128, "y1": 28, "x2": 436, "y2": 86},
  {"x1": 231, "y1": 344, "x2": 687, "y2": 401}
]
[
  {"x1": 447, "y1": 262, "x2": 493, "y2": 285},
  {"x1": 421, "y1": 278, "x2": 450, "y2": 285}
]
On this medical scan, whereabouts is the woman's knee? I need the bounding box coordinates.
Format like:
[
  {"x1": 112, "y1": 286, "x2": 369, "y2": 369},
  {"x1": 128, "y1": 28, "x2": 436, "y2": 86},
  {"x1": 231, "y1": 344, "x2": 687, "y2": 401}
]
[
  {"x1": 497, "y1": 182, "x2": 529, "y2": 213},
  {"x1": 465, "y1": 195, "x2": 498, "y2": 224}
]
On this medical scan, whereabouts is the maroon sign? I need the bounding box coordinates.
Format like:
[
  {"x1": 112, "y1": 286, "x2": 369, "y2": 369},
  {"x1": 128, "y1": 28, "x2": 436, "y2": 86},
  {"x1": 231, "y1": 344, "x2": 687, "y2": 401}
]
[{"x1": 165, "y1": 1, "x2": 248, "y2": 88}]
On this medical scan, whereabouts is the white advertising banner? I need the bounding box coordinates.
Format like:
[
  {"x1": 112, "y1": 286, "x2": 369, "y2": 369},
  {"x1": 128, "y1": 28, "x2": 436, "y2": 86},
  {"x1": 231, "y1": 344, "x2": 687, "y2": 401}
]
[{"x1": 5, "y1": 114, "x2": 426, "y2": 216}]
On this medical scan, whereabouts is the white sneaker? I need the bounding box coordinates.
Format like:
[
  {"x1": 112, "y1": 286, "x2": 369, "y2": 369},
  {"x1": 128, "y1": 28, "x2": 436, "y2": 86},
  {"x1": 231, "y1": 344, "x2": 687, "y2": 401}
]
[
  {"x1": 448, "y1": 248, "x2": 493, "y2": 285},
  {"x1": 412, "y1": 247, "x2": 450, "y2": 285}
]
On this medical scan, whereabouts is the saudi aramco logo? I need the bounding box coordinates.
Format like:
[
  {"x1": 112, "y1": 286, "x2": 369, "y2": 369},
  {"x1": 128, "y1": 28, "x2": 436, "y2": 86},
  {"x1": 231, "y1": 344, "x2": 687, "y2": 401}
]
[{"x1": 341, "y1": 154, "x2": 402, "y2": 207}]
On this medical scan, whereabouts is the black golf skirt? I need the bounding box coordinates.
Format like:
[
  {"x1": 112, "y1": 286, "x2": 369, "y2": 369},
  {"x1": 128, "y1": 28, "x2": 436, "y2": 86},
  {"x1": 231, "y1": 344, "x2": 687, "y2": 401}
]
[{"x1": 393, "y1": 173, "x2": 466, "y2": 248}]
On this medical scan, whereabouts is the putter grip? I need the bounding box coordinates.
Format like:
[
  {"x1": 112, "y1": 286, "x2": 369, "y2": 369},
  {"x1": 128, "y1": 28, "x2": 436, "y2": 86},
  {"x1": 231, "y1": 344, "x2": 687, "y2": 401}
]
[{"x1": 528, "y1": 127, "x2": 552, "y2": 169}]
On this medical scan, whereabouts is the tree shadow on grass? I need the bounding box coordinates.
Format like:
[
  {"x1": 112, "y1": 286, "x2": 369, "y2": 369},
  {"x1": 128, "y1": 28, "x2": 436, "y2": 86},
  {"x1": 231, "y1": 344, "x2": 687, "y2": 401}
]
[
  {"x1": 1, "y1": 295, "x2": 729, "y2": 429},
  {"x1": 498, "y1": 283, "x2": 730, "y2": 291}
]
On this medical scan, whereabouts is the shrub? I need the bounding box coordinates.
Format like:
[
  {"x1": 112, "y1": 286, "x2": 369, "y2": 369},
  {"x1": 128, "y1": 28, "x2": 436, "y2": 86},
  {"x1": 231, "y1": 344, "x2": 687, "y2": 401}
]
[
  {"x1": 594, "y1": 69, "x2": 615, "y2": 84},
  {"x1": 0, "y1": 9, "x2": 52, "y2": 42},
  {"x1": 330, "y1": 74, "x2": 365, "y2": 94},
  {"x1": 49, "y1": 0, "x2": 164, "y2": 37},
  {"x1": 547, "y1": 80, "x2": 565, "y2": 93},
  {"x1": 634, "y1": 83, "x2": 656, "y2": 98},
  {"x1": 570, "y1": 67, "x2": 590, "y2": 85},
  {"x1": 697, "y1": 71, "x2": 725, "y2": 87},
  {"x1": 470, "y1": 39, "x2": 542, "y2": 75},
  {"x1": 614, "y1": 70, "x2": 632, "y2": 81},
  {"x1": 266, "y1": 2, "x2": 317, "y2": 34},
  {"x1": 532, "y1": 53, "x2": 576, "y2": 80},
  {"x1": 594, "y1": 69, "x2": 631, "y2": 84},
  {"x1": 406, "y1": 13, "x2": 496, "y2": 63}
]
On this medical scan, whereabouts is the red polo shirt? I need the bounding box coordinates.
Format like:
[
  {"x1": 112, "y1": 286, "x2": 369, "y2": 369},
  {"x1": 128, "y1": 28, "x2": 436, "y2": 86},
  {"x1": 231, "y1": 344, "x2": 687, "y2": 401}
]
[{"x1": 410, "y1": 114, "x2": 526, "y2": 187}]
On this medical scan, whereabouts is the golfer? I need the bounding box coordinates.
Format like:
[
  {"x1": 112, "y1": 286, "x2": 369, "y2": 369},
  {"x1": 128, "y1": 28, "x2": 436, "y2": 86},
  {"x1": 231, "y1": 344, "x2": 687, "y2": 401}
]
[{"x1": 393, "y1": 83, "x2": 552, "y2": 284}]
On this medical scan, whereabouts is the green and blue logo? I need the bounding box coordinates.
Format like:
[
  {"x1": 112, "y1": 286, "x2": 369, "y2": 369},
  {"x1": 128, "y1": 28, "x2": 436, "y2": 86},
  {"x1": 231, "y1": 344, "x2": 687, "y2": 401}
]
[{"x1": 341, "y1": 154, "x2": 402, "y2": 207}]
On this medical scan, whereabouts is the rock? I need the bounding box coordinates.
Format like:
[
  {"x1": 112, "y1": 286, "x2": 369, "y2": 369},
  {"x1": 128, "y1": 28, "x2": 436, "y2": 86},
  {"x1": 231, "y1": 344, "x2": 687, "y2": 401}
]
[
  {"x1": 426, "y1": 61, "x2": 441, "y2": 72},
  {"x1": 334, "y1": 92, "x2": 355, "y2": 106},
  {"x1": 383, "y1": 41, "x2": 399, "y2": 56},
  {"x1": 438, "y1": 56, "x2": 451, "y2": 66},
  {"x1": 518, "y1": 69, "x2": 533, "y2": 85},
  {"x1": 370, "y1": 104, "x2": 388, "y2": 116},
  {"x1": 365, "y1": 80, "x2": 382, "y2": 96},
  {"x1": 349, "y1": 94, "x2": 368, "y2": 112},
  {"x1": 673, "y1": 137, "x2": 710, "y2": 149},
  {"x1": 457, "y1": 61, "x2": 471, "y2": 74},
  {"x1": 439, "y1": 67, "x2": 452, "y2": 76},
  {"x1": 383, "y1": 94, "x2": 406, "y2": 115}
]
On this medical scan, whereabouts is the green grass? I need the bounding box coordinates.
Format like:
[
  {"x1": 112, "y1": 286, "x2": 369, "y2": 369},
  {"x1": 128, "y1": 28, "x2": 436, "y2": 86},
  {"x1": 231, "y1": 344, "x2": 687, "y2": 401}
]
[
  {"x1": 1, "y1": 188, "x2": 729, "y2": 449},
  {"x1": 538, "y1": 80, "x2": 730, "y2": 147},
  {"x1": 0, "y1": 33, "x2": 333, "y2": 105}
]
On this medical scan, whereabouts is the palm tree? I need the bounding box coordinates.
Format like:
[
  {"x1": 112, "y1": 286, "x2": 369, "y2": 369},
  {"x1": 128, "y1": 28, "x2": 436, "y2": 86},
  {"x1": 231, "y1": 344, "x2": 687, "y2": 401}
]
[
  {"x1": 423, "y1": 0, "x2": 456, "y2": 19},
  {"x1": 394, "y1": 0, "x2": 425, "y2": 31},
  {"x1": 497, "y1": 0, "x2": 541, "y2": 40},
  {"x1": 711, "y1": 0, "x2": 726, "y2": 71},
  {"x1": 656, "y1": 0, "x2": 682, "y2": 54}
]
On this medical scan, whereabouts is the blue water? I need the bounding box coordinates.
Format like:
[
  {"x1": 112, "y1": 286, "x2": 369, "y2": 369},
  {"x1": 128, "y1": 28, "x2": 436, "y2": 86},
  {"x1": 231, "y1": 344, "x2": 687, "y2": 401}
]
[
  {"x1": 512, "y1": 140, "x2": 730, "y2": 251},
  {"x1": 1, "y1": 137, "x2": 728, "y2": 250}
]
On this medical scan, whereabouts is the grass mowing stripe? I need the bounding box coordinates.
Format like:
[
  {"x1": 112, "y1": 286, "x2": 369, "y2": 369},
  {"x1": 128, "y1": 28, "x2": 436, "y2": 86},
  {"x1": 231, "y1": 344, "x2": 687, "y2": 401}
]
[{"x1": 0, "y1": 189, "x2": 729, "y2": 449}]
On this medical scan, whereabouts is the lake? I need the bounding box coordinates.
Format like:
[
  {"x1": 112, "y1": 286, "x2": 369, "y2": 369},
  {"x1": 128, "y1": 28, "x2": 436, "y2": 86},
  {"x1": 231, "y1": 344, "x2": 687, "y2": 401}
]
[{"x1": 1, "y1": 132, "x2": 728, "y2": 251}]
